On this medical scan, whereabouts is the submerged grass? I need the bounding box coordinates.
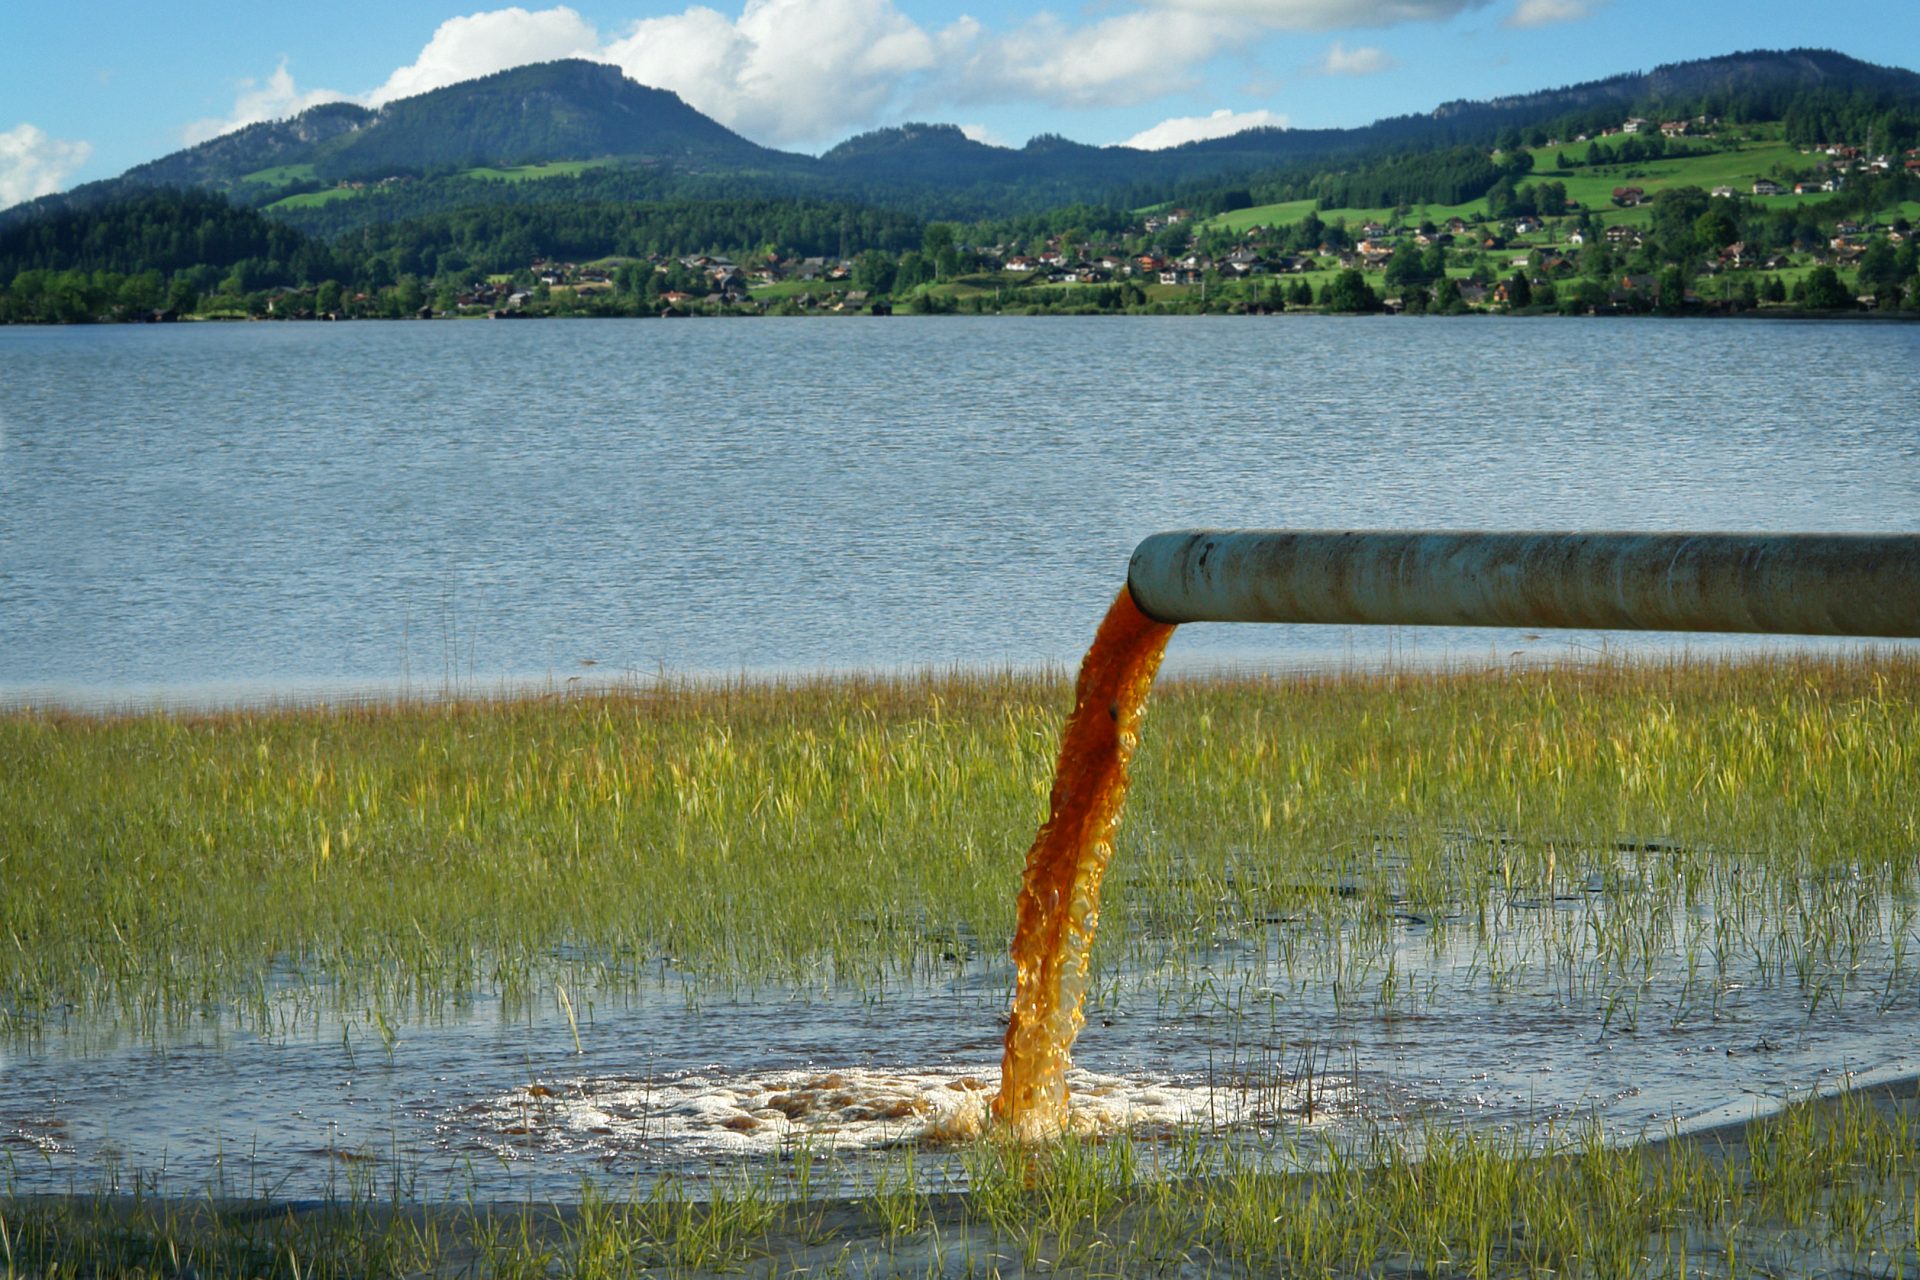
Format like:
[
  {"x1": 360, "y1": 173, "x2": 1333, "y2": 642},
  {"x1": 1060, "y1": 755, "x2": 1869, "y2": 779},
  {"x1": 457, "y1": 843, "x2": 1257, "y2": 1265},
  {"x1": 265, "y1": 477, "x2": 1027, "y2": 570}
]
[
  {"x1": 6, "y1": 1082, "x2": 1920, "y2": 1276},
  {"x1": 2, "y1": 653, "x2": 1917, "y2": 1030}
]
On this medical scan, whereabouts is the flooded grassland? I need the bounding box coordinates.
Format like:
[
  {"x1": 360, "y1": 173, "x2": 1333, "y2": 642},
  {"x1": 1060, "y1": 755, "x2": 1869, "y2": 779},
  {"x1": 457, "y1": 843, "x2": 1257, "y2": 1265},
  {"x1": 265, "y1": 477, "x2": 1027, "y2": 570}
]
[{"x1": 3, "y1": 654, "x2": 1919, "y2": 1276}]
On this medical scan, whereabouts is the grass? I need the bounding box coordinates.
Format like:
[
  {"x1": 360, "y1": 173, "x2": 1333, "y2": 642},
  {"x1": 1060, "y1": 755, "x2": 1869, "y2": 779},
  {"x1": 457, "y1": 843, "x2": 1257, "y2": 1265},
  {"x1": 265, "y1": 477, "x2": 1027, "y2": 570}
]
[
  {"x1": 264, "y1": 187, "x2": 364, "y2": 211},
  {"x1": 5, "y1": 652, "x2": 1918, "y2": 1272},
  {"x1": 1201, "y1": 136, "x2": 1886, "y2": 237},
  {"x1": 6, "y1": 1082, "x2": 1920, "y2": 1276},
  {"x1": 2, "y1": 653, "x2": 1915, "y2": 1032},
  {"x1": 463, "y1": 159, "x2": 617, "y2": 182},
  {"x1": 237, "y1": 163, "x2": 319, "y2": 187}
]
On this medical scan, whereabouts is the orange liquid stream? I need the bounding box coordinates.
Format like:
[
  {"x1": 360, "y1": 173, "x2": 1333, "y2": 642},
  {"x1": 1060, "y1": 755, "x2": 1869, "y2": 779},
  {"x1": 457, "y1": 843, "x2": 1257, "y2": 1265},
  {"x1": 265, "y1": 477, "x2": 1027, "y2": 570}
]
[{"x1": 993, "y1": 587, "x2": 1176, "y2": 1138}]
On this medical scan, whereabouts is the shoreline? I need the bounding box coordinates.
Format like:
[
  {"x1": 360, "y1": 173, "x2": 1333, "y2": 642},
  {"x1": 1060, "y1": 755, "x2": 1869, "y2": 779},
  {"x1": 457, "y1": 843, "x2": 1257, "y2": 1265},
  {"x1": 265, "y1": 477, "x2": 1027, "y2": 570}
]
[
  {"x1": 6, "y1": 304, "x2": 1918, "y2": 326},
  {"x1": 6, "y1": 641, "x2": 1917, "y2": 717}
]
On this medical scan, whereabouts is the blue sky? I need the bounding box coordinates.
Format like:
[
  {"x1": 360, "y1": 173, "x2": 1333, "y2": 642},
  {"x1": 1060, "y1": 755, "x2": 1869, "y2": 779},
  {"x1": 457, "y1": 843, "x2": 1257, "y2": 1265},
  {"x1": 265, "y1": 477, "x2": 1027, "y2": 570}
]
[{"x1": 4, "y1": 1, "x2": 1918, "y2": 207}]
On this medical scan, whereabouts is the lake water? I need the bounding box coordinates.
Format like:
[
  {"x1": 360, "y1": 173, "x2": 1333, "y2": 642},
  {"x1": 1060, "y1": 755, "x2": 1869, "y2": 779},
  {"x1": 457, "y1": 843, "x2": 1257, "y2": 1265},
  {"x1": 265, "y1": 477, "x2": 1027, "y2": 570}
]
[{"x1": 3, "y1": 316, "x2": 1917, "y2": 704}]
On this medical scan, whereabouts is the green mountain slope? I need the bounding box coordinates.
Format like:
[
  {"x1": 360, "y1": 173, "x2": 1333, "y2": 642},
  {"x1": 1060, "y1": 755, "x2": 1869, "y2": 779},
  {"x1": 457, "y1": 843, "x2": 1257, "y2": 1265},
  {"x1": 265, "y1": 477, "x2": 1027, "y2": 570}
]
[{"x1": 5, "y1": 47, "x2": 1917, "y2": 234}]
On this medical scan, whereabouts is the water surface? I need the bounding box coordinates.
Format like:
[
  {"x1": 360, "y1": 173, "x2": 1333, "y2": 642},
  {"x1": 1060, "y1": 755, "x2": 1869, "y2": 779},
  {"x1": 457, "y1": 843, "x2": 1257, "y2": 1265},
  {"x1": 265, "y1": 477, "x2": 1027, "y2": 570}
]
[{"x1": 4, "y1": 316, "x2": 1915, "y2": 703}]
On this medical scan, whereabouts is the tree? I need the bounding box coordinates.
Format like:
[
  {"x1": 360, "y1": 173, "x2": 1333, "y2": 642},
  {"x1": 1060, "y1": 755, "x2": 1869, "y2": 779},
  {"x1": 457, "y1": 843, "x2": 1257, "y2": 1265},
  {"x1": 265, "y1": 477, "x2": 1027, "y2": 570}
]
[
  {"x1": 1322, "y1": 268, "x2": 1380, "y2": 314},
  {"x1": 1856, "y1": 239, "x2": 1903, "y2": 293},
  {"x1": 1798, "y1": 265, "x2": 1850, "y2": 310},
  {"x1": 1505, "y1": 272, "x2": 1532, "y2": 309},
  {"x1": 852, "y1": 250, "x2": 897, "y2": 295},
  {"x1": 1655, "y1": 265, "x2": 1688, "y2": 314}
]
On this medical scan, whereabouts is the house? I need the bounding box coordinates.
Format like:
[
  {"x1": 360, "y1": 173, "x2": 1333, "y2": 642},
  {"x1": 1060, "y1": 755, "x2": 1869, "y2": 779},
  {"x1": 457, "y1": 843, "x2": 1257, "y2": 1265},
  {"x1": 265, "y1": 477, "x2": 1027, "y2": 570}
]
[
  {"x1": 1359, "y1": 220, "x2": 1389, "y2": 238},
  {"x1": 1611, "y1": 186, "x2": 1646, "y2": 207},
  {"x1": 1566, "y1": 230, "x2": 1586, "y2": 246},
  {"x1": 1752, "y1": 179, "x2": 1785, "y2": 196},
  {"x1": 1457, "y1": 283, "x2": 1489, "y2": 306},
  {"x1": 1711, "y1": 185, "x2": 1737, "y2": 199},
  {"x1": 1604, "y1": 225, "x2": 1640, "y2": 246},
  {"x1": 1159, "y1": 268, "x2": 1198, "y2": 286},
  {"x1": 1006, "y1": 256, "x2": 1037, "y2": 272},
  {"x1": 1623, "y1": 117, "x2": 1649, "y2": 134}
]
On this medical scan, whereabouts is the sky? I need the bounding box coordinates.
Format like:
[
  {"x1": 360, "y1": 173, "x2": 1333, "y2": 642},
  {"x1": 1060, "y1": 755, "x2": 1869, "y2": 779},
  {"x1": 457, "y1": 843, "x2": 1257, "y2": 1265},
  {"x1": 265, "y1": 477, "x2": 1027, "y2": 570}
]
[{"x1": 4, "y1": 1, "x2": 1918, "y2": 208}]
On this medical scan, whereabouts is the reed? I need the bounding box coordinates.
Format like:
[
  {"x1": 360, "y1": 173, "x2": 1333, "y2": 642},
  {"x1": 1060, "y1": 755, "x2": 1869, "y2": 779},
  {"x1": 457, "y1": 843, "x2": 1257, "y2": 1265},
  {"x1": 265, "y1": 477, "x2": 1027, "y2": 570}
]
[{"x1": 3, "y1": 653, "x2": 1915, "y2": 1036}]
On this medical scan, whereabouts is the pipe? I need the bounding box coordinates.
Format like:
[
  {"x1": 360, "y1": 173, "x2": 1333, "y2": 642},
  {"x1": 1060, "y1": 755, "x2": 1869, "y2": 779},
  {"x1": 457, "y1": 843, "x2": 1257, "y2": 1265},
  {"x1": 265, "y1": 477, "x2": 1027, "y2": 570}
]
[{"x1": 1127, "y1": 530, "x2": 1920, "y2": 637}]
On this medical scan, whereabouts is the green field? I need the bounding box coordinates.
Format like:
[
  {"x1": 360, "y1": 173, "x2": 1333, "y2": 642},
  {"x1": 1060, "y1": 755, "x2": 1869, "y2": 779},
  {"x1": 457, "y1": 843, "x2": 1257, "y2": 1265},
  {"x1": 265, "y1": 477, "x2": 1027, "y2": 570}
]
[
  {"x1": 1203, "y1": 137, "x2": 1857, "y2": 235},
  {"x1": 464, "y1": 158, "x2": 617, "y2": 182},
  {"x1": 237, "y1": 162, "x2": 318, "y2": 186},
  {"x1": 265, "y1": 186, "x2": 365, "y2": 211}
]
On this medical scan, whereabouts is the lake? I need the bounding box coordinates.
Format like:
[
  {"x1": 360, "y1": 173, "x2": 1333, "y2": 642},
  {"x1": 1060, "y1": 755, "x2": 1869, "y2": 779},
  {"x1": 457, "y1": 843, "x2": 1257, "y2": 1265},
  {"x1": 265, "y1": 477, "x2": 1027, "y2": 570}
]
[{"x1": 4, "y1": 315, "x2": 1917, "y2": 705}]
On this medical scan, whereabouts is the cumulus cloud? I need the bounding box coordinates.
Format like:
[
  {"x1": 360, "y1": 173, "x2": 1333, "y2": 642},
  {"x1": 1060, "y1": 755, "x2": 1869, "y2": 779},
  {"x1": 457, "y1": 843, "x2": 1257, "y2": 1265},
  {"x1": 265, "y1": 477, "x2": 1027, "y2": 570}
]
[
  {"x1": 1120, "y1": 107, "x2": 1289, "y2": 150},
  {"x1": 946, "y1": 10, "x2": 1228, "y2": 110},
  {"x1": 367, "y1": 5, "x2": 601, "y2": 105},
  {"x1": 1317, "y1": 42, "x2": 1397, "y2": 75},
  {"x1": 181, "y1": 59, "x2": 349, "y2": 144},
  {"x1": 1505, "y1": 0, "x2": 1597, "y2": 24},
  {"x1": 1151, "y1": 0, "x2": 1490, "y2": 28},
  {"x1": 172, "y1": 0, "x2": 1506, "y2": 157},
  {"x1": 601, "y1": 0, "x2": 939, "y2": 145},
  {"x1": 0, "y1": 124, "x2": 94, "y2": 209}
]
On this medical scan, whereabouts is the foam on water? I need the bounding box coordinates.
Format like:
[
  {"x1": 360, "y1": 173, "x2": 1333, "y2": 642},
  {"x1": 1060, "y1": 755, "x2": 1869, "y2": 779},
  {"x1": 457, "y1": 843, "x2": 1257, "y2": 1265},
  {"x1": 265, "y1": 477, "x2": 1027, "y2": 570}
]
[{"x1": 460, "y1": 1065, "x2": 1347, "y2": 1162}]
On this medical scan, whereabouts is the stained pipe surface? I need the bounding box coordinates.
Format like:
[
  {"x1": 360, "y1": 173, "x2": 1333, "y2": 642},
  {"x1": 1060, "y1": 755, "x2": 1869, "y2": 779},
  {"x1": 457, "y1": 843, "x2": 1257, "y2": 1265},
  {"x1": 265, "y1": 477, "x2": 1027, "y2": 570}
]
[{"x1": 1127, "y1": 530, "x2": 1920, "y2": 637}]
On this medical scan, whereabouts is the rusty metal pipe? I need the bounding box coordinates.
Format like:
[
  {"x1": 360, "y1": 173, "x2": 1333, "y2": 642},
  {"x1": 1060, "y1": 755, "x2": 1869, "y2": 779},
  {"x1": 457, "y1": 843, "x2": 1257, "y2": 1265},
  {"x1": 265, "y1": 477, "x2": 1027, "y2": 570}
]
[{"x1": 1127, "y1": 530, "x2": 1920, "y2": 637}]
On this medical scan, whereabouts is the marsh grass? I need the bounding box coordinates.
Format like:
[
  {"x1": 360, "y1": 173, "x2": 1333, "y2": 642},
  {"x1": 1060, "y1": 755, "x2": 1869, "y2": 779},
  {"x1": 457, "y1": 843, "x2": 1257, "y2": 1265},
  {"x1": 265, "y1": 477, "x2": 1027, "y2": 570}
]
[
  {"x1": 7, "y1": 1083, "x2": 1920, "y2": 1277},
  {"x1": 2, "y1": 654, "x2": 1916, "y2": 1035}
]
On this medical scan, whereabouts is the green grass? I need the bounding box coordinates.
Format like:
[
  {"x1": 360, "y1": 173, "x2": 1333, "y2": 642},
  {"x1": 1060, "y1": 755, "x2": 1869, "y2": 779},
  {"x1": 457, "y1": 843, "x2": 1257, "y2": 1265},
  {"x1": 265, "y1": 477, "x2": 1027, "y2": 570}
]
[
  {"x1": 463, "y1": 158, "x2": 616, "y2": 182},
  {"x1": 1202, "y1": 137, "x2": 1881, "y2": 236},
  {"x1": 265, "y1": 187, "x2": 364, "y2": 211},
  {"x1": 6, "y1": 1082, "x2": 1920, "y2": 1276},
  {"x1": 238, "y1": 162, "x2": 318, "y2": 186},
  {"x1": 6, "y1": 654, "x2": 1919, "y2": 1270},
  {"x1": 3, "y1": 654, "x2": 1916, "y2": 1031}
]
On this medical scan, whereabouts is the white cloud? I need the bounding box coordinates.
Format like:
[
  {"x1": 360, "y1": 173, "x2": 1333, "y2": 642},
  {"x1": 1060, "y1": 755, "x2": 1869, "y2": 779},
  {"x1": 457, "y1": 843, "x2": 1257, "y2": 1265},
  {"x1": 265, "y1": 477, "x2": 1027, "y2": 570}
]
[
  {"x1": 601, "y1": 0, "x2": 938, "y2": 146},
  {"x1": 1505, "y1": 0, "x2": 1597, "y2": 25},
  {"x1": 1120, "y1": 107, "x2": 1288, "y2": 150},
  {"x1": 170, "y1": 0, "x2": 1505, "y2": 159},
  {"x1": 958, "y1": 123, "x2": 1009, "y2": 148},
  {"x1": 0, "y1": 124, "x2": 94, "y2": 209},
  {"x1": 1150, "y1": 0, "x2": 1489, "y2": 28},
  {"x1": 368, "y1": 6, "x2": 601, "y2": 105},
  {"x1": 181, "y1": 59, "x2": 349, "y2": 144},
  {"x1": 1318, "y1": 42, "x2": 1397, "y2": 75},
  {"x1": 947, "y1": 11, "x2": 1228, "y2": 110}
]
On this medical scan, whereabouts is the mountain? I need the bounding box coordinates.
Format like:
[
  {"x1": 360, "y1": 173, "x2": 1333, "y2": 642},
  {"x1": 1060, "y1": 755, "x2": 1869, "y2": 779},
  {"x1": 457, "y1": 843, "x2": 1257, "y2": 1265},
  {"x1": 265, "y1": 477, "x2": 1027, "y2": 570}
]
[
  {"x1": 309, "y1": 60, "x2": 787, "y2": 178},
  {"x1": 8, "y1": 47, "x2": 1918, "y2": 232}
]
